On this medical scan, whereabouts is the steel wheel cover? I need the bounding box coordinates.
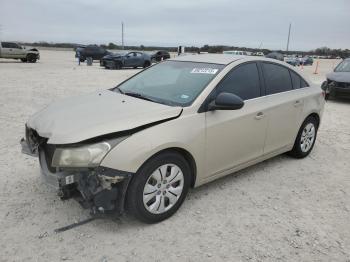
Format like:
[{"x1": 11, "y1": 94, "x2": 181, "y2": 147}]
[
  {"x1": 143, "y1": 164, "x2": 184, "y2": 214},
  {"x1": 300, "y1": 123, "x2": 316, "y2": 153}
]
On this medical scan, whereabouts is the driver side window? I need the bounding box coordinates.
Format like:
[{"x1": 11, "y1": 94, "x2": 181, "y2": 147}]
[{"x1": 215, "y1": 63, "x2": 261, "y2": 100}]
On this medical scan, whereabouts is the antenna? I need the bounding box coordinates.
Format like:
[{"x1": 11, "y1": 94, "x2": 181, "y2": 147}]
[
  {"x1": 286, "y1": 23, "x2": 291, "y2": 52},
  {"x1": 121, "y1": 22, "x2": 124, "y2": 50}
]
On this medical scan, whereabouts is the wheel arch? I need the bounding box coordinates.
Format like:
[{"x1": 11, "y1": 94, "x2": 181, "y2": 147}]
[
  {"x1": 306, "y1": 112, "x2": 320, "y2": 128},
  {"x1": 136, "y1": 147, "x2": 197, "y2": 188}
]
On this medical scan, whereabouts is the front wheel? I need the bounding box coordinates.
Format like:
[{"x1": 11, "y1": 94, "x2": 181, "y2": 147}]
[
  {"x1": 288, "y1": 116, "x2": 319, "y2": 158},
  {"x1": 126, "y1": 151, "x2": 191, "y2": 223},
  {"x1": 26, "y1": 54, "x2": 37, "y2": 63},
  {"x1": 114, "y1": 61, "x2": 122, "y2": 69}
]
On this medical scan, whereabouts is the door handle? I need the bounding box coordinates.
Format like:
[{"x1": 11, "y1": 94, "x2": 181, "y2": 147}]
[
  {"x1": 255, "y1": 112, "x2": 264, "y2": 120},
  {"x1": 294, "y1": 100, "x2": 302, "y2": 107}
]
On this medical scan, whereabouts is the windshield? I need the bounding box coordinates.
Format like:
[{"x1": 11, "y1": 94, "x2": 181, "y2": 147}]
[
  {"x1": 335, "y1": 60, "x2": 350, "y2": 72},
  {"x1": 114, "y1": 61, "x2": 224, "y2": 106}
]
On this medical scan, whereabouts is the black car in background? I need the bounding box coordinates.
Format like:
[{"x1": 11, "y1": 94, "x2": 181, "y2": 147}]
[
  {"x1": 100, "y1": 51, "x2": 151, "y2": 69},
  {"x1": 265, "y1": 52, "x2": 284, "y2": 61},
  {"x1": 75, "y1": 45, "x2": 110, "y2": 62},
  {"x1": 322, "y1": 58, "x2": 350, "y2": 99},
  {"x1": 150, "y1": 50, "x2": 171, "y2": 62}
]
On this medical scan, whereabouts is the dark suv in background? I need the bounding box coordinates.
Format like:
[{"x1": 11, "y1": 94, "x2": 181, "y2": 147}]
[
  {"x1": 75, "y1": 45, "x2": 110, "y2": 62},
  {"x1": 150, "y1": 50, "x2": 170, "y2": 62},
  {"x1": 322, "y1": 58, "x2": 350, "y2": 99}
]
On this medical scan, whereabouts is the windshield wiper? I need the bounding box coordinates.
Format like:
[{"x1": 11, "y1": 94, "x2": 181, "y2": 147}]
[
  {"x1": 115, "y1": 86, "x2": 124, "y2": 94},
  {"x1": 123, "y1": 92, "x2": 157, "y2": 103}
]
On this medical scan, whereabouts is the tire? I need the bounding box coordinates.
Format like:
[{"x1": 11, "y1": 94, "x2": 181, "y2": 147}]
[
  {"x1": 143, "y1": 61, "x2": 151, "y2": 68},
  {"x1": 288, "y1": 116, "x2": 319, "y2": 158},
  {"x1": 26, "y1": 54, "x2": 37, "y2": 63},
  {"x1": 21, "y1": 58, "x2": 27, "y2": 62},
  {"x1": 114, "y1": 61, "x2": 122, "y2": 70},
  {"x1": 126, "y1": 151, "x2": 191, "y2": 223}
]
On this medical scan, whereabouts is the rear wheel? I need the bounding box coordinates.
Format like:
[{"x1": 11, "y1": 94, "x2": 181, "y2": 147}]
[
  {"x1": 288, "y1": 116, "x2": 319, "y2": 158},
  {"x1": 127, "y1": 151, "x2": 191, "y2": 223},
  {"x1": 143, "y1": 61, "x2": 151, "y2": 68}
]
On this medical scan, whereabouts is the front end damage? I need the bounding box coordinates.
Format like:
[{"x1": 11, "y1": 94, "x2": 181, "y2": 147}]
[{"x1": 21, "y1": 126, "x2": 133, "y2": 214}]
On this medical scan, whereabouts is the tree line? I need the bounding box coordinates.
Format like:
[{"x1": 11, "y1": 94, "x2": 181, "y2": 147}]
[{"x1": 21, "y1": 41, "x2": 350, "y2": 58}]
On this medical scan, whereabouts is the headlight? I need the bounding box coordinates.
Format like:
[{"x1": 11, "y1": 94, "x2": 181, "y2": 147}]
[{"x1": 52, "y1": 142, "x2": 111, "y2": 168}]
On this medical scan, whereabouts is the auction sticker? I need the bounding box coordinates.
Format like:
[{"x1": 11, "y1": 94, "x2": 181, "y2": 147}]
[{"x1": 191, "y1": 68, "x2": 219, "y2": 74}]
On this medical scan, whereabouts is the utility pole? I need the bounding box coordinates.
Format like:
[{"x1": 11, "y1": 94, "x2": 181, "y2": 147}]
[
  {"x1": 121, "y1": 22, "x2": 124, "y2": 50},
  {"x1": 286, "y1": 23, "x2": 291, "y2": 52}
]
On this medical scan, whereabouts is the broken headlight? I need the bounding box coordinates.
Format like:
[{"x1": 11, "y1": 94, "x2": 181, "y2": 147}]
[{"x1": 52, "y1": 142, "x2": 111, "y2": 168}]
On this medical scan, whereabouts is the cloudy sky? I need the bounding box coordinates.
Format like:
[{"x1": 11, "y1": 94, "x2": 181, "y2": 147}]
[{"x1": 0, "y1": 0, "x2": 349, "y2": 51}]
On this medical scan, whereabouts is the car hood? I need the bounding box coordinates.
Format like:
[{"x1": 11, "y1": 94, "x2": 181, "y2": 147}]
[
  {"x1": 27, "y1": 90, "x2": 182, "y2": 144},
  {"x1": 327, "y1": 72, "x2": 350, "y2": 83}
]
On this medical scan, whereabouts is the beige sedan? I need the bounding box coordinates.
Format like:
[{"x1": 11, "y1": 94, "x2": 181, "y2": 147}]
[{"x1": 21, "y1": 54, "x2": 325, "y2": 223}]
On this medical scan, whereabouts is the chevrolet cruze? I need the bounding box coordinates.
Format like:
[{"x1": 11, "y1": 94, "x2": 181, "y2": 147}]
[{"x1": 21, "y1": 54, "x2": 325, "y2": 223}]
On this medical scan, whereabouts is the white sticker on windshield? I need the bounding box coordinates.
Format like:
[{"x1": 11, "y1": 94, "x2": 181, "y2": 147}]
[{"x1": 191, "y1": 68, "x2": 219, "y2": 74}]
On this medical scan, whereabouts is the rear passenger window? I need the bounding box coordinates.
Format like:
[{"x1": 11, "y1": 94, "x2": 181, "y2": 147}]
[
  {"x1": 290, "y1": 70, "x2": 309, "y2": 89},
  {"x1": 301, "y1": 79, "x2": 309, "y2": 88},
  {"x1": 215, "y1": 63, "x2": 261, "y2": 100},
  {"x1": 263, "y1": 63, "x2": 292, "y2": 95},
  {"x1": 1, "y1": 42, "x2": 11, "y2": 48},
  {"x1": 290, "y1": 71, "x2": 301, "y2": 89}
]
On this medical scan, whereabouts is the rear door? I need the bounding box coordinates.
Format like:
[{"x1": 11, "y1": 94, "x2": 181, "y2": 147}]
[
  {"x1": 134, "y1": 52, "x2": 144, "y2": 66},
  {"x1": 205, "y1": 62, "x2": 268, "y2": 178},
  {"x1": 260, "y1": 62, "x2": 304, "y2": 154},
  {"x1": 1, "y1": 42, "x2": 15, "y2": 58}
]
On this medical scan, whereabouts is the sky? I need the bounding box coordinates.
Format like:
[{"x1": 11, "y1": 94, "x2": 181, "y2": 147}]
[{"x1": 0, "y1": 0, "x2": 349, "y2": 51}]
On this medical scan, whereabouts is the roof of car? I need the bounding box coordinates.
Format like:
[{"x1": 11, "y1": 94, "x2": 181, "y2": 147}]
[
  {"x1": 170, "y1": 54, "x2": 243, "y2": 65},
  {"x1": 171, "y1": 53, "x2": 290, "y2": 65}
]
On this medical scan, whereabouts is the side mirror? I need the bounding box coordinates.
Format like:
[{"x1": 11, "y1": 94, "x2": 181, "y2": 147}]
[{"x1": 208, "y1": 92, "x2": 244, "y2": 111}]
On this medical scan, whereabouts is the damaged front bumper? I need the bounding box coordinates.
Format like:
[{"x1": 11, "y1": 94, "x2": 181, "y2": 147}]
[{"x1": 21, "y1": 137, "x2": 133, "y2": 214}]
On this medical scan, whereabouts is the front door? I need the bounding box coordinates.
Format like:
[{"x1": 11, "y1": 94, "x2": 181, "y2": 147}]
[{"x1": 205, "y1": 62, "x2": 268, "y2": 178}]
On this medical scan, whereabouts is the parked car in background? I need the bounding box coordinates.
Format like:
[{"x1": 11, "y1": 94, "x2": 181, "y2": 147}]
[
  {"x1": 321, "y1": 58, "x2": 350, "y2": 99},
  {"x1": 223, "y1": 50, "x2": 248, "y2": 55},
  {"x1": 100, "y1": 52, "x2": 124, "y2": 67},
  {"x1": 265, "y1": 52, "x2": 284, "y2": 61},
  {"x1": 21, "y1": 54, "x2": 324, "y2": 223},
  {"x1": 0, "y1": 42, "x2": 40, "y2": 63},
  {"x1": 101, "y1": 51, "x2": 151, "y2": 69},
  {"x1": 285, "y1": 56, "x2": 300, "y2": 66},
  {"x1": 299, "y1": 56, "x2": 313, "y2": 66},
  {"x1": 253, "y1": 52, "x2": 265, "y2": 56},
  {"x1": 150, "y1": 50, "x2": 170, "y2": 62},
  {"x1": 75, "y1": 45, "x2": 110, "y2": 62}
]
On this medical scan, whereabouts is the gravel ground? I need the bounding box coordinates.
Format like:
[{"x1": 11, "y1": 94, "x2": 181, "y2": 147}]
[{"x1": 0, "y1": 50, "x2": 349, "y2": 262}]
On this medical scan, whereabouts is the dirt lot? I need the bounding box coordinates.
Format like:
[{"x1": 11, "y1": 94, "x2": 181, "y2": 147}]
[{"x1": 0, "y1": 50, "x2": 349, "y2": 262}]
